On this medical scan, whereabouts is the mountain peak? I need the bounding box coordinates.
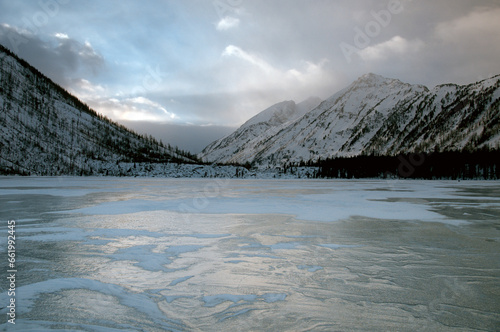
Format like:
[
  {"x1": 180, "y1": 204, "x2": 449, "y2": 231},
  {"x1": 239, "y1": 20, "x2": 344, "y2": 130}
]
[
  {"x1": 354, "y1": 73, "x2": 401, "y2": 86},
  {"x1": 199, "y1": 97, "x2": 322, "y2": 162},
  {"x1": 360, "y1": 72, "x2": 385, "y2": 80},
  {"x1": 299, "y1": 96, "x2": 323, "y2": 103},
  {"x1": 241, "y1": 100, "x2": 296, "y2": 128},
  {"x1": 201, "y1": 73, "x2": 500, "y2": 167},
  {"x1": 296, "y1": 96, "x2": 323, "y2": 115},
  {"x1": 343, "y1": 73, "x2": 430, "y2": 96}
]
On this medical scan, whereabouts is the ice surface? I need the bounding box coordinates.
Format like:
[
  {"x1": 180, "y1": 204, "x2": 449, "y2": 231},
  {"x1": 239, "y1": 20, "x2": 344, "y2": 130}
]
[
  {"x1": 0, "y1": 278, "x2": 183, "y2": 330},
  {"x1": 319, "y1": 244, "x2": 360, "y2": 249},
  {"x1": 202, "y1": 293, "x2": 287, "y2": 308},
  {"x1": 297, "y1": 265, "x2": 323, "y2": 272},
  {"x1": 41, "y1": 178, "x2": 500, "y2": 225},
  {"x1": 110, "y1": 245, "x2": 174, "y2": 272},
  {"x1": 169, "y1": 276, "x2": 194, "y2": 286},
  {"x1": 1, "y1": 177, "x2": 499, "y2": 331}
]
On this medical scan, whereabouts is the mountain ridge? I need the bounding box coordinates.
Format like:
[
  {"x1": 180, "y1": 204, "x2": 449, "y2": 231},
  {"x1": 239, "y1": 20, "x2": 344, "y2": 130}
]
[
  {"x1": 200, "y1": 73, "x2": 500, "y2": 168},
  {"x1": 2, "y1": 42, "x2": 499, "y2": 178},
  {"x1": 198, "y1": 96, "x2": 322, "y2": 164},
  {"x1": 0, "y1": 44, "x2": 198, "y2": 175}
]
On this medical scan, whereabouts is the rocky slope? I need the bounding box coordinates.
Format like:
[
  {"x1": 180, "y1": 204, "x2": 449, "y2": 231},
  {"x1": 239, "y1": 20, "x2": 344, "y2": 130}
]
[
  {"x1": 0, "y1": 45, "x2": 197, "y2": 175},
  {"x1": 199, "y1": 97, "x2": 321, "y2": 164},
  {"x1": 200, "y1": 73, "x2": 500, "y2": 167}
]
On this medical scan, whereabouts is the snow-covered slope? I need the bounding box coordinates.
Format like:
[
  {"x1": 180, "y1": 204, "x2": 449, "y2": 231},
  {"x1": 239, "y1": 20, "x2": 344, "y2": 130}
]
[
  {"x1": 0, "y1": 45, "x2": 197, "y2": 175},
  {"x1": 199, "y1": 97, "x2": 321, "y2": 164},
  {"x1": 200, "y1": 73, "x2": 500, "y2": 167}
]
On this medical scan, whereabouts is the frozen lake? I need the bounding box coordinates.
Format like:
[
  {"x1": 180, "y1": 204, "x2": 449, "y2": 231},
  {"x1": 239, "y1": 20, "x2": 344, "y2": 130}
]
[{"x1": 0, "y1": 177, "x2": 499, "y2": 331}]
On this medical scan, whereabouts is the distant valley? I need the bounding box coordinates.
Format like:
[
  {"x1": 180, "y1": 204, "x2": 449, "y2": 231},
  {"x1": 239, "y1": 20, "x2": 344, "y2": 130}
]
[{"x1": 1, "y1": 44, "x2": 499, "y2": 179}]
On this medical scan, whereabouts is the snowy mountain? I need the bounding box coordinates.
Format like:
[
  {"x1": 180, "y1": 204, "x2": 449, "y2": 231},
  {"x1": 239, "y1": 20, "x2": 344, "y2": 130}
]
[
  {"x1": 199, "y1": 97, "x2": 321, "y2": 164},
  {"x1": 200, "y1": 73, "x2": 500, "y2": 167},
  {"x1": 0, "y1": 45, "x2": 198, "y2": 175},
  {"x1": 2, "y1": 42, "x2": 499, "y2": 178}
]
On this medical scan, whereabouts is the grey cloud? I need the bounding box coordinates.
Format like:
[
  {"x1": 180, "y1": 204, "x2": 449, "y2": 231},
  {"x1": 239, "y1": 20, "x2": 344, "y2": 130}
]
[
  {"x1": 120, "y1": 120, "x2": 236, "y2": 154},
  {"x1": 1, "y1": 0, "x2": 500, "y2": 152},
  {"x1": 0, "y1": 24, "x2": 104, "y2": 86},
  {"x1": 153, "y1": 93, "x2": 252, "y2": 126},
  {"x1": 152, "y1": 88, "x2": 321, "y2": 127}
]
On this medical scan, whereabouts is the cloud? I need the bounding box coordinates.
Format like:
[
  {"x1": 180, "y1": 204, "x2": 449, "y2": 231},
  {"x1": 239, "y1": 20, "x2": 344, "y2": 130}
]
[
  {"x1": 71, "y1": 78, "x2": 105, "y2": 94},
  {"x1": 91, "y1": 96, "x2": 176, "y2": 123},
  {"x1": 55, "y1": 32, "x2": 69, "y2": 39},
  {"x1": 358, "y1": 36, "x2": 424, "y2": 61},
  {"x1": 0, "y1": 24, "x2": 104, "y2": 85},
  {"x1": 218, "y1": 44, "x2": 337, "y2": 123},
  {"x1": 120, "y1": 120, "x2": 236, "y2": 153},
  {"x1": 67, "y1": 78, "x2": 176, "y2": 124},
  {"x1": 285, "y1": 59, "x2": 330, "y2": 85},
  {"x1": 126, "y1": 96, "x2": 175, "y2": 119},
  {"x1": 221, "y1": 44, "x2": 332, "y2": 92},
  {"x1": 434, "y1": 7, "x2": 500, "y2": 46},
  {"x1": 422, "y1": 6, "x2": 500, "y2": 85},
  {"x1": 222, "y1": 45, "x2": 275, "y2": 74},
  {"x1": 216, "y1": 16, "x2": 240, "y2": 31},
  {"x1": 2, "y1": 0, "x2": 499, "y2": 135}
]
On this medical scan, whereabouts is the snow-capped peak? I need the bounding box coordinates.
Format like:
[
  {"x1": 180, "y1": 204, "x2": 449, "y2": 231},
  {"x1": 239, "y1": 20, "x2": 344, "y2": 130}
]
[
  {"x1": 201, "y1": 73, "x2": 500, "y2": 167},
  {"x1": 349, "y1": 73, "x2": 411, "y2": 90},
  {"x1": 296, "y1": 96, "x2": 323, "y2": 116},
  {"x1": 199, "y1": 97, "x2": 322, "y2": 163},
  {"x1": 241, "y1": 100, "x2": 297, "y2": 128},
  {"x1": 240, "y1": 96, "x2": 322, "y2": 129}
]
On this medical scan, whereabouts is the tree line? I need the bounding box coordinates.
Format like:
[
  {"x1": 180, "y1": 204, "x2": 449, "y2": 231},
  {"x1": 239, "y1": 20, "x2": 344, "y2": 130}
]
[
  {"x1": 311, "y1": 148, "x2": 499, "y2": 179},
  {"x1": 1, "y1": 43, "x2": 200, "y2": 176}
]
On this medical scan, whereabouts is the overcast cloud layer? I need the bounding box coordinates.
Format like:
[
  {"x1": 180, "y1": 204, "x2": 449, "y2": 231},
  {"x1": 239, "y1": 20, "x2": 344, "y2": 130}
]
[{"x1": 1, "y1": 0, "x2": 499, "y2": 152}]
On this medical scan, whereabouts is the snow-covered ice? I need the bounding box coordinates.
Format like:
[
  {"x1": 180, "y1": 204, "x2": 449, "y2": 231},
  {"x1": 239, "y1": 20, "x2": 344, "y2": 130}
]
[{"x1": 0, "y1": 177, "x2": 499, "y2": 331}]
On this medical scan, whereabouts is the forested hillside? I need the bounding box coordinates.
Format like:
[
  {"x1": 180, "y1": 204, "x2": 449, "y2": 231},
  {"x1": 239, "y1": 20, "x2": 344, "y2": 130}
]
[{"x1": 0, "y1": 45, "x2": 197, "y2": 175}]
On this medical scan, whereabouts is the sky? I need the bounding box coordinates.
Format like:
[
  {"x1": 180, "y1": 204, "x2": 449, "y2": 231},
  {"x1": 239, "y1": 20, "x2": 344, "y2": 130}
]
[{"x1": 1, "y1": 0, "x2": 500, "y2": 153}]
